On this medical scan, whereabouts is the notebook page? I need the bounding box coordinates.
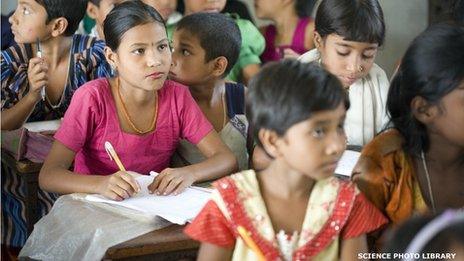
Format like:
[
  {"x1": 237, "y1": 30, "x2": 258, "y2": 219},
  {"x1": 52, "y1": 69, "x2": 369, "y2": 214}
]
[
  {"x1": 85, "y1": 175, "x2": 211, "y2": 224},
  {"x1": 24, "y1": 119, "x2": 61, "y2": 132},
  {"x1": 334, "y1": 150, "x2": 361, "y2": 177}
]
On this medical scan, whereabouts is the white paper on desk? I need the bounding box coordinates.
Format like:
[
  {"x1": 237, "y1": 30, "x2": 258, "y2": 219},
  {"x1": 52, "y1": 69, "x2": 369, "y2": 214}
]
[
  {"x1": 23, "y1": 119, "x2": 61, "y2": 132},
  {"x1": 334, "y1": 150, "x2": 361, "y2": 177},
  {"x1": 85, "y1": 175, "x2": 211, "y2": 225}
]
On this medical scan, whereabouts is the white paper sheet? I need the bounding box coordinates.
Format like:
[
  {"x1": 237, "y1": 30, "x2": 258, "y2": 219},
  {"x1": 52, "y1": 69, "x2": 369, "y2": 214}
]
[
  {"x1": 334, "y1": 150, "x2": 361, "y2": 177},
  {"x1": 85, "y1": 175, "x2": 212, "y2": 224},
  {"x1": 23, "y1": 119, "x2": 61, "y2": 132}
]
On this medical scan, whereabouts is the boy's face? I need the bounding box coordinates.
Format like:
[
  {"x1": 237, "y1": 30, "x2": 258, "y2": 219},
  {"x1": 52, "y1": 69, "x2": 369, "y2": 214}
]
[
  {"x1": 184, "y1": 0, "x2": 226, "y2": 15},
  {"x1": 272, "y1": 103, "x2": 346, "y2": 180},
  {"x1": 9, "y1": 0, "x2": 51, "y2": 43},
  {"x1": 107, "y1": 22, "x2": 171, "y2": 92},
  {"x1": 142, "y1": 0, "x2": 177, "y2": 21},
  {"x1": 316, "y1": 33, "x2": 378, "y2": 88},
  {"x1": 88, "y1": 0, "x2": 125, "y2": 38},
  {"x1": 170, "y1": 29, "x2": 216, "y2": 86}
]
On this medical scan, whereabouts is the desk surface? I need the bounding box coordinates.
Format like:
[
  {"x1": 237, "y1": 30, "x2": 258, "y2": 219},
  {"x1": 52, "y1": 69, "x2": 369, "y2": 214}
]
[
  {"x1": 1, "y1": 150, "x2": 42, "y2": 173},
  {"x1": 104, "y1": 224, "x2": 199, "y2": 259}
]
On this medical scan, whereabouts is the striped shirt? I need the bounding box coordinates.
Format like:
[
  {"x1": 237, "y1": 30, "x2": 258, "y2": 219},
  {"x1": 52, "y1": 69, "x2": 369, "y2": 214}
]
[{"x1": 1, "y1": 34, "x2": 112, "y2": 122}]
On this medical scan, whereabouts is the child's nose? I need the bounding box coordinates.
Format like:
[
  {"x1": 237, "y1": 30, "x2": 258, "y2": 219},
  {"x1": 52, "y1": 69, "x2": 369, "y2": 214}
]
[
  {"x1": 8, "y1": 12, "x2": 17, "y2": 25},
  {"x1": 346, "y1": 56, "x2": 362, "y2": 74},
  {"x1": 326, "y1": 133, "x2": 345, "y2": 156}
]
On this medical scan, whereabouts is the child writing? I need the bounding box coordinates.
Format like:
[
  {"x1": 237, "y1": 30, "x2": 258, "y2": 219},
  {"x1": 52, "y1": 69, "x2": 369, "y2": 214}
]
[
  {"x1": 256, "y1": 0, "x2": 316, "y2": 63},
  {"x1": 39, "y1": 1, "x2": 238, "y2": 200},
  {"x1": 352, "y1": 23, "x2": 464, "y2": 225},
  {"x1": 169, "y1": 13, "x2": 249, "y2": 171},
  {"x1": 299, "y1": 0, "x2": 389, "y2": 146},
  {"x1": 185, "y1": 60, "x2": 387, "y2": 260},
  {"x1": 1, "y1": 0, "x2": 112, "y2": 130},
  {"x1": 83, "y1": 0, "x2": 126, "y2": 39},
  {"x1": 182, "y1": 0, "x2": 265, "y2": 85},
  {"x1": 141, "y1": 0, "x2": 181, "y2": 39}
]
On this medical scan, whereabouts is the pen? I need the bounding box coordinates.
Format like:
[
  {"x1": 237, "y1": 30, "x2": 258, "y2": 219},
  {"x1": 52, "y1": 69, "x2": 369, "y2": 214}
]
[
  {"x1": 237, "y1": 226, "x2": 266, "y2": 261},
  {"x1": 104, "y1": 141, "x2": 126, "y2": 171},
  {"x1": 36, "y1": 38, "x2": 46, "y2": 101}
]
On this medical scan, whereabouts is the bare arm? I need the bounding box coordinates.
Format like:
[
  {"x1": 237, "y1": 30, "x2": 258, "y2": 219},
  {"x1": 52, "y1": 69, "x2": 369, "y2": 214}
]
[
  {"x1": 197, "y1": 242, "x2": 234, "y2": 261},
  {"x1": 149, "y1": 131, "x2": 238, "y2": 195},
  {"x1": 1, "y1": 93, "x2": 41, "y2": 130},
  {"x1": 39, "y1": 140, "x2": 140, "y2": 200},
  {"x1": 340, "y1": 234, "x2": 368, "y2": 261},
  {"x1": 1, "y1": 57, "x2": 47, "y2": 130}
]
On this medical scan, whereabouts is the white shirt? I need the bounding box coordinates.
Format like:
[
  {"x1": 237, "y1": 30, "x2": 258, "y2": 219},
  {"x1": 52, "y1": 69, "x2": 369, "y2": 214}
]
[{"x1": 299, "y1": 49, "x2": 390, "y2": 146}]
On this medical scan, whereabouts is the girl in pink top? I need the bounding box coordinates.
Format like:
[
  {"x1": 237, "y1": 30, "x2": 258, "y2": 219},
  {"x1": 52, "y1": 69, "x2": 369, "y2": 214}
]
[
  {"x1": 256, "y1": 0, "x2": 316, "y2": 63},
  {"x1": 39, "y1": 1, "x2": 237, "y2": 201}
]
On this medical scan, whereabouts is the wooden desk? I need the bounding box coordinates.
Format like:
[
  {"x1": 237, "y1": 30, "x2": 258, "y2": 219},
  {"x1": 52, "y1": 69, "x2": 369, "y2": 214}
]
[
  {"x1": 104, "y1": 224, "x2": 199, "y2": 260},
  {"x1": 1, "y1": 150, "x2": 43, "y2": 234}
]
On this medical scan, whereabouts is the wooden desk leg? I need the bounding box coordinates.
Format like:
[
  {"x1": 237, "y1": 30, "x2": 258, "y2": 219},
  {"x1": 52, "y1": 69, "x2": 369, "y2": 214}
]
[{"x1": 23, "y1": 173, "x2": 39, "y2": 235}]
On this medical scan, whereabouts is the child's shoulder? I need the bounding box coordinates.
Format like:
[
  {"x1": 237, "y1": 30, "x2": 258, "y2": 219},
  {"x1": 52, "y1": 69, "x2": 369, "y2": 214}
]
[
  {"x1": 73, "y1": 78, "x2": 110, "y2": 100},
  {"x1": 212, "y1": 169, "x2": 256, "y2": 192},
  {"x1": 1, "y1": 43, "x2": 32, "y2": 66},
  {"x1": 368, "y1": 63, "x2": 388, "y2": 81},
  {"x1": 71, "y1": 34, "x2": 104, "y2": 51}
]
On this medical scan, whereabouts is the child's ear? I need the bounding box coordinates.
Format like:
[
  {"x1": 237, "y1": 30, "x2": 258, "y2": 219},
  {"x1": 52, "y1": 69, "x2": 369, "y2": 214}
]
[
  {"x1": 211, "y1": 56, "x2": 228, "y2": 78},
  {"x1": 50, "y1": 17, "x2": 68, "y2": 37},
  {"x1": 86, "y1": 2, "x2": 99, "y2": 20},
  {"x1": 314, "y1": 31, "x2": 323, "y2": 50},
  {"x1": 411, "y1": 96, "x2": 439, "y2": 125},
  {"x1": 258, "y1": 129, "x2": 282, "y2": 158},
  {"x1": 104, "y1": 46, "x2": 118, "y2": 70}
]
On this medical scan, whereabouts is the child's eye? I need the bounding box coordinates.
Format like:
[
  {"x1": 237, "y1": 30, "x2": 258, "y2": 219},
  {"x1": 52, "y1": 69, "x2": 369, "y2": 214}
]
[
  {"x1": 132, "y1": 48, "x2": 145, "y2": 55},
  {"x1": 182, "y1": 49, "x2": 191, "y2": 56},
  {"x1": 362, "y1": 54, "x2": 374, "y2": 60},
  {"x1": 158, "y1": 44, "x2": 169, "y2": 52},
  {"x1": 22, "y1": 7, "x2": 31, "y2": 15},
  {"x1": 336, "y1": 51, "x2": 349, "y2": 57},
  {"x1": 311, "y1": 127, "x2": 326, "y2": 138}
]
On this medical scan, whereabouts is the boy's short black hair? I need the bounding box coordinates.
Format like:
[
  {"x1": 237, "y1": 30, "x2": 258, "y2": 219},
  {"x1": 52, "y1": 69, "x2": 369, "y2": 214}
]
[
  {"x1": 176, "y1": 13, "x2": 241, "y2": 77},
  {"x1": 247, "y1": 59, "x2": 350, "y2": 147},
  {"x1": 89, "y1": 0, "x2": 101, "y2": 6},
  {"x1": 35, "y1": 0, "x2": 88, "y2": 36},
  {"x1": 315, "y1": 0, "x2": 385, "y2": 46}
]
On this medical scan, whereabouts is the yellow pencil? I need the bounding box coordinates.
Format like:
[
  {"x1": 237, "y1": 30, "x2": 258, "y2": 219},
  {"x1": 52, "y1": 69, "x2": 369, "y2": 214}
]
[
  {"x1": 104, "y1": 141, "x2": 126, "y2": 171},
  {"x1": 237, "y1": 226, "x2": 266, "y2": 261}
]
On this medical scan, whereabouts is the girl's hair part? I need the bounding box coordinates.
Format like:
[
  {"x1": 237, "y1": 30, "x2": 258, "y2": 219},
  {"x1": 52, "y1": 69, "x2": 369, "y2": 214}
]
[
  {"x1": 104, "y1": 0, "x2": 166, "y2": 51},
  {"x1": 315, "y1": 0, "x2": 385, "y2": 46},
  {"x1": 386, "y1": 23, "x2": 464, "y2": 156}
]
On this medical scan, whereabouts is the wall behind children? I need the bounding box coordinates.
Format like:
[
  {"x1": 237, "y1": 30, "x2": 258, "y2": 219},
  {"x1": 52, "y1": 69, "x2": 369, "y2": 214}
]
[{"x1": 241, "y1": 0, "x2": 428, "y2": 78}]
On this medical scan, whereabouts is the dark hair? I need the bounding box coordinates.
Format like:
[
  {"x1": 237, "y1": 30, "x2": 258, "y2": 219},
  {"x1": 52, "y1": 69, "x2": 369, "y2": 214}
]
[
  {"x1": 104, "y1": 0, "x2": 166, "y2": 51},
  {"x1": 295, "y1": 0, "x2": 317, "y2": 18},
  {"x1": 387, "y1": 23, "x2": 464, "y2": 156},
  {"x1": 89, "y1": 0, "x2": 101, "y2": 6},
  {"x1": 453, "y1": 0, "x2": 464, "y2": 25},
  {"x1": 176, "y1": 13, "x2": 241, "y2": 77},
  {"x1": 35, "y1": 0, "x2": 87, "y2": 36},
  {"x1": 247, "y1": 59, "x2": 350, "y2": 148},
  {"x1": 315, "y1": 0, "x2": 385, "y2": 46},
  {"x1": 383, "y1": 211, "x2": 464, "y2": 257}
]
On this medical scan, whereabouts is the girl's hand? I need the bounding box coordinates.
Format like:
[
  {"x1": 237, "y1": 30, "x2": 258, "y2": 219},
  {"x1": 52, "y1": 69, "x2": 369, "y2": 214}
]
[
  {"x1": 282, "y1": 48, "x2": 300, "y2": 59},
  {"x1": 148, "y1": 168, "x2": 195, "y2": 196},
  {"x1": 27, "y1": 57, "x2": 48, "y2": 100},
  {"x1": 97, "y1": 171, "x2": 141, "y2": 201}
]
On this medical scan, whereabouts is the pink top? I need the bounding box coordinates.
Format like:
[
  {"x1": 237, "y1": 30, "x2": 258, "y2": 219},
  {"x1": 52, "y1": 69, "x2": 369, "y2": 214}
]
[
  {"x1": 54, "y1": 78, "x2": 213, "y2": 175},
  {"x1": 261, "y1": 17, "x2": 312, "y2": 63}
]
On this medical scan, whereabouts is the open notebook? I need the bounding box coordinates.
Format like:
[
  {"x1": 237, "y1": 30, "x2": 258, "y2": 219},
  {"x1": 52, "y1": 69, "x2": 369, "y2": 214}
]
[{"x1": 85, "y1": 174, "x2": 212, "y2": 225}]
